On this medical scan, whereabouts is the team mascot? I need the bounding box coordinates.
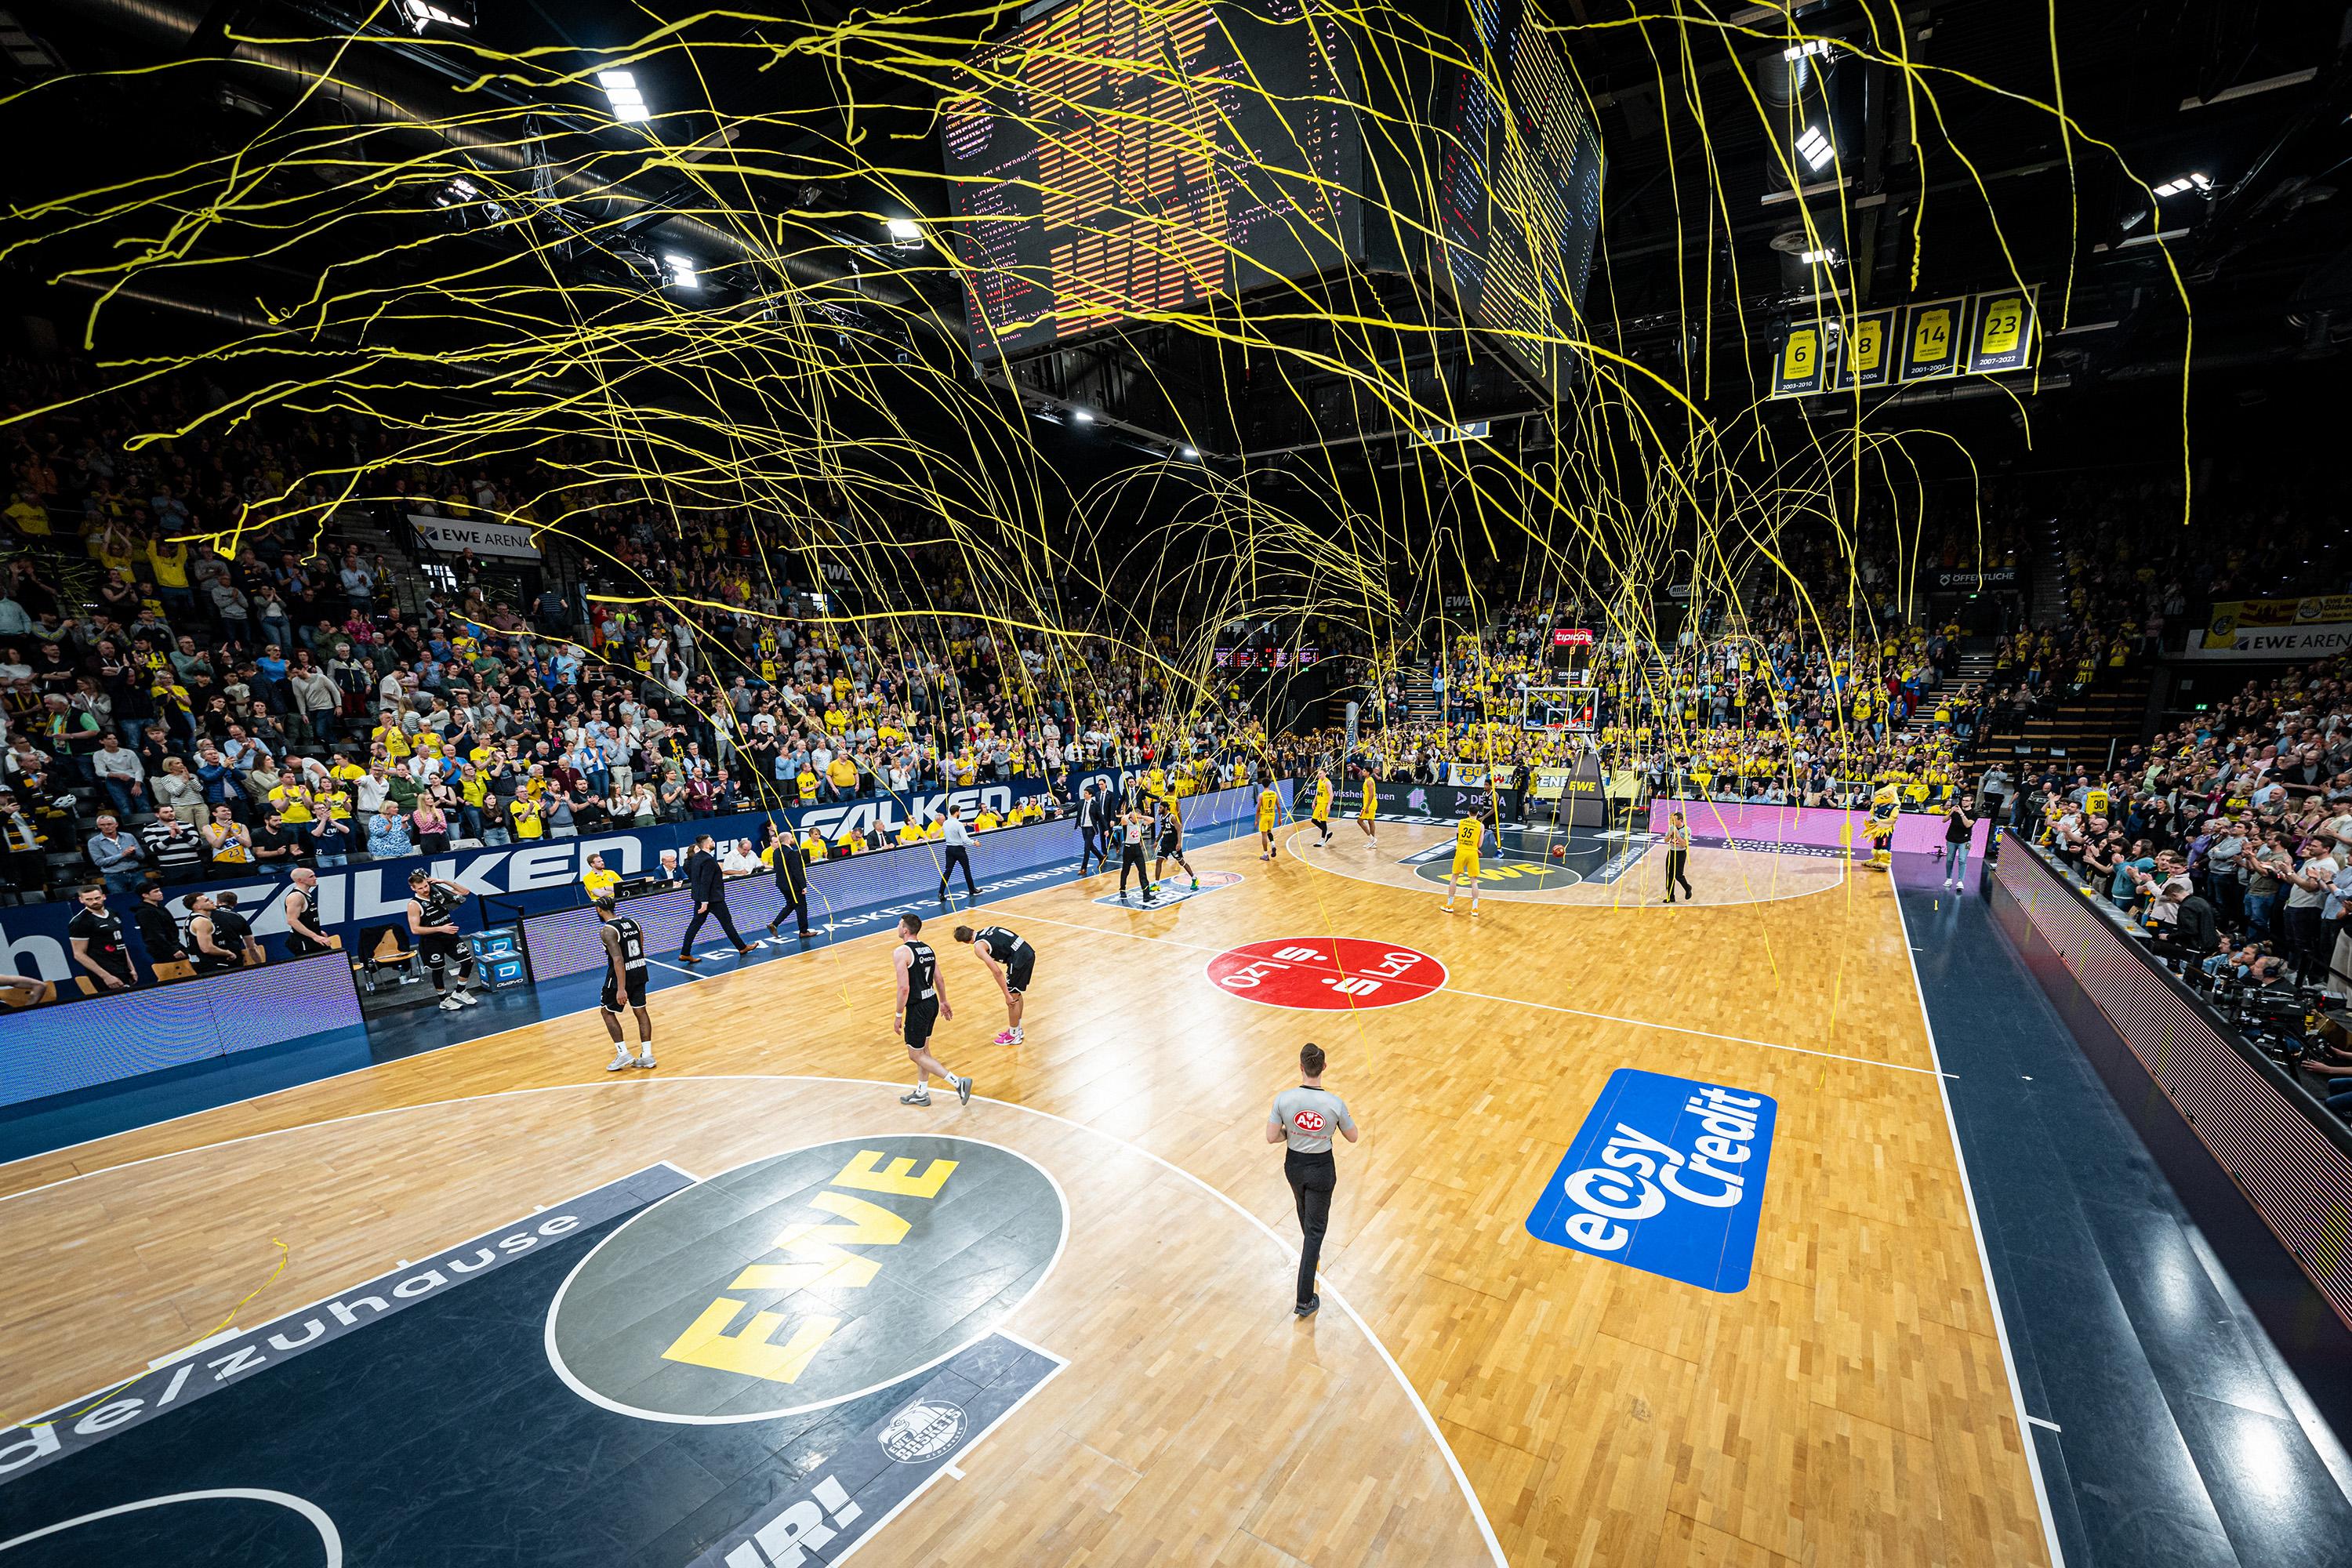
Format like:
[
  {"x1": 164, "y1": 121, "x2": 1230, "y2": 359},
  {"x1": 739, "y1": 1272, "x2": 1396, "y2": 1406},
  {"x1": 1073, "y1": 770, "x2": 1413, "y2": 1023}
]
[{"x1": 1864, "y1": 782, "x2": 1900, "y2": 870}]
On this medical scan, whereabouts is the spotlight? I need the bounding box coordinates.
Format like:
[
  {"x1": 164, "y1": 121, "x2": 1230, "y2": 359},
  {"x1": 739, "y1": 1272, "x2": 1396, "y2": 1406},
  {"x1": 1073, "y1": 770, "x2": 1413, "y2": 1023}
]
[
  {"x1": 1180, "y1": 446, "x2": 1200, "y2": 459},
  {"x1": 660, "y1": 252, "x2": 699, "y2": 290},
  {"x1": 886, "y1": 217, "x2": 922, "y2": 250},
  {"x1": 431, "y1": 176, "x2": 479, "y2": 208},
  {"x1": 403, "y1": 0, "x2": 474, "y2": 31},
  {"x1": 597, "y1": 71, "x2": 652, "y2": 124},
  {"x1": 1071, "y1": 408, "x2": 1094, "y2": 424},
  {"x1": 2153, "y1": 172, "x2": 2212, "y2": 197},
  {"x1": 1781, "y1": 39, "x2": 1831, "y2": 60},
  {"x1": 1798, "y1": 247, "x2": 1838, "y2": 265},
  {"x1": 1795, "y1": 125, "x2": 1835, "y2": 173}
]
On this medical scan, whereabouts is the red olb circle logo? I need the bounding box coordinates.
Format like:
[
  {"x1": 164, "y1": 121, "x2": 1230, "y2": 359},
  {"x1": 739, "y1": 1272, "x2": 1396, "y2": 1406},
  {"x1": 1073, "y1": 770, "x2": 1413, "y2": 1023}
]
[{"x1": 1205, "y1": 938, "x2": 1447, "y2": 1011}]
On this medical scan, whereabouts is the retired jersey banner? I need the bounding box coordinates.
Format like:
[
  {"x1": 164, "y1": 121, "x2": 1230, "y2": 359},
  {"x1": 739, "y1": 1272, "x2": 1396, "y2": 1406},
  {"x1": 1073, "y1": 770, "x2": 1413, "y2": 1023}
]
[
  {"x1": 1769, "y1": 321, "x2": 1828, "y2": 397},
  {"x1": 1899, "y1": 297, "x2": 1965, "y2": 382},
  {"x1": 2187, "y1": 595, "x2": 2352, "y2": 659},
  {"x1": 1832, "y1": 307, "x2": 1897, "y2": 390},
  {"x1": 1965, "y1": 285, "x2": 2038, "y2": 375},
  {"x1": 1526, "y1": 1068, "x2": 1777, "y2": 1293}
]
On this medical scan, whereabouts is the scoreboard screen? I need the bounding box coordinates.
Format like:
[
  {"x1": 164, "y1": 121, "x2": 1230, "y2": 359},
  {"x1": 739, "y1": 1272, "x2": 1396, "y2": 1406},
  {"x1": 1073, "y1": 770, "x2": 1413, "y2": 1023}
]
[
  {"x1": 1431, "y1": 0, "x2": 1605, "y2": 390},
  {"x1": 942, "y1": 0, "x2": 1359, "y2": 361},
  {"x1": 941, "y1": 0, "x2": 1603, "y2": 390}
]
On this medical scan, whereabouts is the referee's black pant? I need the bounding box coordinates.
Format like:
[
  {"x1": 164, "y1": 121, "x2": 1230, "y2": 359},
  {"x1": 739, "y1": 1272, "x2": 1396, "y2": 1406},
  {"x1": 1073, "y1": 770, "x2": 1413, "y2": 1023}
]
[
  {"x1": 1285, "y1": 1150, "x2": 1336, "y2": 1308},
  {"x1": 1664, "y1": 848, "x2": 1693, "y2": 902},
  {"x1": 1119, "y1": 842, "x2": 1151, "y2": 895},
  {"x1": 939, "y1": 845, "x2": 978, "y2": 903},
  {"x1": 681, "y1": 895, "x2": 745, "y2": 953}
]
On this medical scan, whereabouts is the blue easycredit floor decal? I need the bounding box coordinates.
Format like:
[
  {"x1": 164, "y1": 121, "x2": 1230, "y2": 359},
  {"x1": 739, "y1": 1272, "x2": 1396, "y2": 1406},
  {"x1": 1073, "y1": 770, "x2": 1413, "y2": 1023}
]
[{"x1": 1526, "y1": 1068, "x2": 1777, "y2": 1293}]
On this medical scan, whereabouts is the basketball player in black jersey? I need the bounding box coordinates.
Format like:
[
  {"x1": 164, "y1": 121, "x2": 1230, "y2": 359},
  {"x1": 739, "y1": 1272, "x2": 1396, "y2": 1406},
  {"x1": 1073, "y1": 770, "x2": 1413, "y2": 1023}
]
[
  {"x1": 892, "y1": 913, "x2": 973, "y2": 1107},
  {"x1": 407, "y1": 868, "x2": 481, "y2": 1011},
  {"x1": 594, "y1": 895, "x2": 655, "y2": 1070},
  {"x1": 1150, "y1": 794, "x2": 1198, "y2": 891},
  {"x1": 953, "y1": 922, "x2": 1035, "y2": 1045}
]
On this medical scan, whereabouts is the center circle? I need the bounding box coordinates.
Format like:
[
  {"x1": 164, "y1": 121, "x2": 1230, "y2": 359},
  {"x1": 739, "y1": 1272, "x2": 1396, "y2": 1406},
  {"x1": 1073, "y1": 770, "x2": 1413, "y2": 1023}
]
[{"x1": 1203, "y1": 937, "x2": 1448, "y2": 1010}]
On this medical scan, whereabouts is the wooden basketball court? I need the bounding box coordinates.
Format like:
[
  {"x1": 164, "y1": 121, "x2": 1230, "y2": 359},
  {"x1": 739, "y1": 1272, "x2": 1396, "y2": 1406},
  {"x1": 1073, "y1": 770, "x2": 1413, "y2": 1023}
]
[{"x1": 0, "y1": 820, "x2": 2054, "y2": 1567}]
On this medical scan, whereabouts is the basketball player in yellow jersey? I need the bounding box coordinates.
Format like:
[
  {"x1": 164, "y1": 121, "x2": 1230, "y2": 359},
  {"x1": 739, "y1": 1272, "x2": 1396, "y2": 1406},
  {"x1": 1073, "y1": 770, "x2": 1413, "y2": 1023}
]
[
  {"x1": 1310, "y1": 768, "x2": 1334, "y2": 847},
  {"x1": 1257, "y1": 781, "x2": 1282, "y2": 861},
  {"x1": 1356, "y1": 770, "x2": 1377, "y2": 847},
  {"x1": 1443, "y1": 812, "x2": 1484, "y2": 914}
]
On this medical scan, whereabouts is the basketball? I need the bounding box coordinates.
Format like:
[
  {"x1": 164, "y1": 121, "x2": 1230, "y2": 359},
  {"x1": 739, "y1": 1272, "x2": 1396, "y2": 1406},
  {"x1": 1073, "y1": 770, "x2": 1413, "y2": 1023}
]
[{"x1": 1551, "y1": 844, "x2": 1566, "y2": 861}]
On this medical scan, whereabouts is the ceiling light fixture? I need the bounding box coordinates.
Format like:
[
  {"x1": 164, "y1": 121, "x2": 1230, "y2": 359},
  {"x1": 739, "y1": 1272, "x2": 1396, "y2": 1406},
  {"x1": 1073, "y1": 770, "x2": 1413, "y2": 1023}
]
[
  {"x1": 660, "y1": 252, "x2": 698, "y2": 290},
  {"x1": 1781, "y1": 39, "x2": 1831, "y2": 60},
  {"x1": 597, "y1": 70, "x2": 652, "y2": 124},
  {"x1": 1798, "y1": 247, "x2": 1838, "y2": 265},
  {"x1": 886, "y1": 216, "x2": 923, "y2": 250},
  {"x1": 1180, "y1": 446, "x2": 1200, "y2": 459},
  {"x1": 1795, "y1": 125, "x2": 1835, "y2": 172},
  {"x1": 2153, "y1": 172, "x2": 2212, "y2": 197},
  {"x1": 402, "y1": 0, "x2": 473, "y2": 31},
  {"x1": 1070, "y1": 408, "x2": 1095, "y2": 424}
]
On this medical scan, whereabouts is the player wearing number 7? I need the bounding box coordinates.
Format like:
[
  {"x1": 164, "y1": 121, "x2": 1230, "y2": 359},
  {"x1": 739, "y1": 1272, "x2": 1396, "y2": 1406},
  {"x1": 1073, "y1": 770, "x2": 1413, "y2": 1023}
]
[{"x1": 1443, "y1": 811, "x2": 1483, "y2": 915}]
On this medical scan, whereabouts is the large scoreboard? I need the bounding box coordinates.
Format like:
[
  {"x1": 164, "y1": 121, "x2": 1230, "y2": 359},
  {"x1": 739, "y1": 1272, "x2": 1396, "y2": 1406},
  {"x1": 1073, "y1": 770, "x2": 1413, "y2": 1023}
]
[
  {"x1": 942, "y1": 0, "x2": 1603, "y2": 391},
  {"x1": 1429, "y1": 0, "x2": 1606, "y2": 390},
  {"x1": 942, "y1": 0, "x2": 1359, "y2": 361}
]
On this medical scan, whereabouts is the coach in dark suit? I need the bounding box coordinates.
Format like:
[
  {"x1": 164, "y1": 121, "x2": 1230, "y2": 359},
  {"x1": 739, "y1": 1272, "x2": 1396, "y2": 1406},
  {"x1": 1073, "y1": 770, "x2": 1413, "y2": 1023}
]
[
  {"x1": 1078, "y1": 782, "x2": 1108, "y2": 875},
  {"x1": 765, "y1": 823, "x2": 813, "y2": 940},
  {"x1": 679, "y1": 833, "x2": 752, "y2": 961}
]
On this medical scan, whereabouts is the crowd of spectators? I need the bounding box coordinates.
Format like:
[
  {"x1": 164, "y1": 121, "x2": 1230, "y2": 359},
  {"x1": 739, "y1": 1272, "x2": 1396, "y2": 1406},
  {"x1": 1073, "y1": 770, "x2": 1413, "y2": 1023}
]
[
  {"x1": 2013, "y1": 650, "x2": 2350, "y2": 1027},
  {"x1": 1, "y1": 354, "x2": 1314, "y2": 1007}
]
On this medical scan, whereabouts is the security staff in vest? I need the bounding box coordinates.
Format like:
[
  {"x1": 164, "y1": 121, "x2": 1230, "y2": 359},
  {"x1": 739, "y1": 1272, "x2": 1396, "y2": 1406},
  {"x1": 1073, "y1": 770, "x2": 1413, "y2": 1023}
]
[
  {"x1": 595, "y1": 895, "x2": 654, "y2": 1071},
  {"x1": 283, "y1": 866, "x2": 333, "y2": 955},
  {"x1": 678, "y1": 833, "x2": 752, "y2": 961},
  {"x1": 1077, "y1": 781, "x2": 1109, "y2": 876},
  {"x1": 938, "y1": 809, "x2": 979, "y2": 906},
  {"x1": 1266, "y1": 1041, "x2": 1358, "y2": 1317},
  {"x1": 764, "y1": 822, "x2": 813, "y2": 940}
]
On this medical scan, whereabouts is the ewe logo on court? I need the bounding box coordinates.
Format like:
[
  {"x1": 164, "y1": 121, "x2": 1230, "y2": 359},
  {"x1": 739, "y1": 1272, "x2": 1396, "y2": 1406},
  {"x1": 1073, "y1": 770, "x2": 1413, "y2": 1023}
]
[
  {"x1": 1205, "y1": 938, "x2": 1446, "y2": 1010},
  {"x1": 546, "y1": 1136, "x2": 1066, "y2": 1423},
  {"x1": 1403, "y1": 848, "x2": 1582, "y2": 889},
  {"x1": 1526, "y1": 1068, "x2": 1778, "y2": 1293}
]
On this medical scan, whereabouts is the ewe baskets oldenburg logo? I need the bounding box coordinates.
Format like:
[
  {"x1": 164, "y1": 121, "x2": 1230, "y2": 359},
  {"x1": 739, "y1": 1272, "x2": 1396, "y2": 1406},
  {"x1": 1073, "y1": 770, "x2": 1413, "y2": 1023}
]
[{"x1": 546, "y1": 1136, "x2": 1067, "y2": 1423}]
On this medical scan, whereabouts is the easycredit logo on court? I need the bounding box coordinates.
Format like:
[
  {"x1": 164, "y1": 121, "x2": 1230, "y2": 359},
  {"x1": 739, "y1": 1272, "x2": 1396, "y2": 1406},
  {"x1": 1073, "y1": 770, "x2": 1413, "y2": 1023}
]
[{"x1": 1526, "y1": 1069, "x2": 1777, "y2": 1293}]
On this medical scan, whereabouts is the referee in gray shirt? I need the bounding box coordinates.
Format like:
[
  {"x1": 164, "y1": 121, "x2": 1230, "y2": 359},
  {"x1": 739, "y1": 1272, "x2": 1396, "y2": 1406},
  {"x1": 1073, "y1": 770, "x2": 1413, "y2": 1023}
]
[
  {"x1": 938, "y1": 809, "x2": 979, "y2": 906},
  {"x1": 1266, "y1": 1042, "x2": 1359, "y2": 1317}
]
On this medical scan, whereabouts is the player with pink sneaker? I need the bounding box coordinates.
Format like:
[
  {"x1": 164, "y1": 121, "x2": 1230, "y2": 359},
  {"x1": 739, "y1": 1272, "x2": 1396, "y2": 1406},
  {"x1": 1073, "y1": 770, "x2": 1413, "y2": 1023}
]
[{"x1": 955, "y1": 922, "x2": 1035, "y2": 1046}]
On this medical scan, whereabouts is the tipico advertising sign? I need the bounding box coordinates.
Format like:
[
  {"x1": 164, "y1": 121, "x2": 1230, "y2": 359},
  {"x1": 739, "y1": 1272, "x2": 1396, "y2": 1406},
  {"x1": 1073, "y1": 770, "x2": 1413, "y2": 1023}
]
[{"x1": 1526, "y1": 1068, "x2": 1777, "y2": 1293}]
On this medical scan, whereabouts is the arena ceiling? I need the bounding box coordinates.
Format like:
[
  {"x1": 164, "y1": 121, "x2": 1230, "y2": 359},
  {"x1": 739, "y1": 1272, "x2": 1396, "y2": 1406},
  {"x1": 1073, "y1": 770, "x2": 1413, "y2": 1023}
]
[{"x1": 3, "y1": 0, "x2": 2346, "y2": 452}]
